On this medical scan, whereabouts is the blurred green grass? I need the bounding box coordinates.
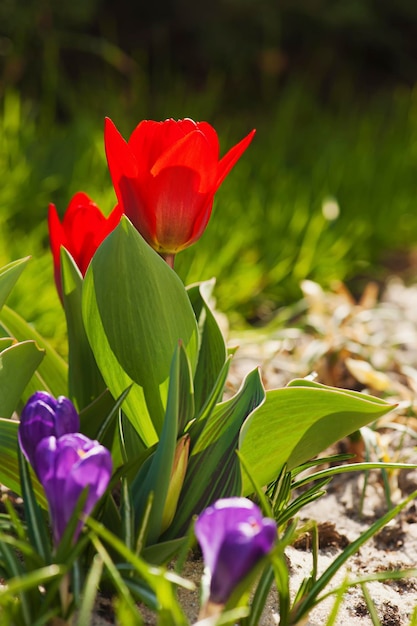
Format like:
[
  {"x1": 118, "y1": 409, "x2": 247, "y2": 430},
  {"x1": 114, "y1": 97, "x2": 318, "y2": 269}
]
[{"x1": 1, "y1": 82, "x2": 417, "y2": 354}]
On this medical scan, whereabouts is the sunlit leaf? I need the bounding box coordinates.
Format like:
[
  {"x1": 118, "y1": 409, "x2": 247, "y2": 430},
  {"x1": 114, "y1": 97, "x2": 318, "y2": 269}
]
[
  {"x1": 165, "y1": 368, "x2": 265, "y2": 538},
  {"x1": 0, "y1": 341, "x2": 44, "y2": 418},
  {"x1": 82, "y1": 217, "x2": 199, "y2": 445},
  {"x1": 0, "y1": 305, "x2": 68, "y2": 399},
  {"x1": 61, "y1": 248, "x2": 106, "y2": 409},
  {"x1": 0, "y1": 257, "x2": 30, "y2": 312},
  {"x1": 132, "y1": 343, "x2": 186, "y2": 544},
  {"x1": 187, "y1": 279, "x2": 227, "y2": 414},
  {"x1": 0, "y1": 418, "x2": 46, "y2": 503},
  {"x1": 239, "y1": 379, "x2": 395, "y2": 493}
]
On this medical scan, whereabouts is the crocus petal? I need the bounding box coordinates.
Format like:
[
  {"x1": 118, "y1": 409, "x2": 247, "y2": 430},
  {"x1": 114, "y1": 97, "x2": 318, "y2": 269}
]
[
  {"x1": 195, "y1": 497, "x2": 261, "y2": 572},
  {"x1": 18, "y1": 392, "x2": 79, "y2": 469},
  {"x1": 35, "y1": 433, "x2": 112, "y2": 546},
  {"x1": 209, "y1": 520, "x2": 277, "y2": 603},
  {"x1": 53, "y1": 396, "x2": 81, "y2": 437},
  {"x1": 63, "y1": 444, "x2": 113, "y2": 522},
  {"x1": 195, "y1": 497, "x2": 276, "y2": 605}
]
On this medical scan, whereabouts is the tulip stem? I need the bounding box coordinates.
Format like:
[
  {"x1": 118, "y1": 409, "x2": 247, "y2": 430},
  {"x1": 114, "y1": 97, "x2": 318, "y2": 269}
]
[{"x1": 161, "y1": 253, "x2": 175, "y2": 269}]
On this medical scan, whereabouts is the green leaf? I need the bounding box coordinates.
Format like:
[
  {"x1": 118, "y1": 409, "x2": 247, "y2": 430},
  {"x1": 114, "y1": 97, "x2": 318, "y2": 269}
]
[
  {"x1": 18, "y1": 447, "x2": 51, "y2": 563},
  {"x1": 0, "y1": 257, "x2": 30, "y2": 312},
  {"x1": 0, "y1": 341, "x2": 44, "y2": 418},
  {"x1": 78, "y1": 388, "x2": 120, "y2": 443},
  {"x1": 82, "y1": 217, "x2": 199, "y2": 445},
  {"x1": 0, "y1": 305, "x2": 68, "y2": 399},
  {"x1": 132, "y1": 343, "x2": 185, "y2": 545},
  {"x1": 187, "y1": 279, "x2": 227, "y2": 414},
  {"x1": 239, "y1": 380, "x2": 395, "y2": 493},
  {"x1": 0, "y1": 418, "x2": 46, "y2": 503},
  {"x1": 61, "y1": 248, "x2": 106, "y2": 410},
  {"x1": 165, "y1": 368, "x2": 265, "y2": 538}
]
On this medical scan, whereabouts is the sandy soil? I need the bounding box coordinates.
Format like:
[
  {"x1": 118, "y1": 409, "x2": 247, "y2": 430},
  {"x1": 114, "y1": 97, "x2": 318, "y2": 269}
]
[{"x1": 79, "y1": 278, "x2": 417, "y2": 623}]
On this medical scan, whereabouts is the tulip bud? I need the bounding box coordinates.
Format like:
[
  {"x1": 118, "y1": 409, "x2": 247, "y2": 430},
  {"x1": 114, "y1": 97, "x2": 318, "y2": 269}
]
[
  {"x1": 160, "y1": 434, "x2": 190, "y2": 534},
  {"x1": 104, "y1": 117, "x2": 255, "y2": 262},
  {"x1": 48, "y1": 192, "x2": 122, "y2": 300}
]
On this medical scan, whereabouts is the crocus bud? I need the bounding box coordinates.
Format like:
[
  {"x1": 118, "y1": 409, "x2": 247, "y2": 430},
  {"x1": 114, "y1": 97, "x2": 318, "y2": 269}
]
[
  {"x1": 195, "y1": 497, "x2": 276, "y2": 613},
  {"x1": 48, "y1": 192, "x2": 122, "y2": 300},
  {"x1": 18, "y1": 392, "x2": 79, "y2": 471},
  {"x1": 161, "y1": 434, "x2": 190, "y2": 534},
  {"x1": 34, "y1": 433, "x2": 112, "y2": 546},
  {"x1": 104, "y1": 117, "x2": 255, "y2": 261}
]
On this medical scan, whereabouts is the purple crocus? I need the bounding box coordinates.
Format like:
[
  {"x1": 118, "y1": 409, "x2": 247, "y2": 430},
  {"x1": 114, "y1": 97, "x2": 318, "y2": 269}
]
[
  {"x1": 195, "y1": 497, "x2": 276, "y2": 605},
  {"x1": 34, "y1": 433, "x2": 112, "y2": 546},
  {"x1": 18, "y1": 391, "x2": 79, "y2": 471}
]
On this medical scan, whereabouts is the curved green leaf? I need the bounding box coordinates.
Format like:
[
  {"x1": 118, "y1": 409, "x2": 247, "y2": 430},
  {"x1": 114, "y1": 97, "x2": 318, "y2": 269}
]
[
  {"x1": 0, "y1": 419, "x2": 46, "y2": 504},
  {"x1": 82, "y1": 217, "x2": 199, "y2": 443},
  {"x1": 239, "y1": 380, "x2": 395, "y2": 493},
  {"x1": 187, "y1": 279, "x2": 227, "y2": 414},
  {"x1": 0, "y1": 341, "x2": 44, "y2": 418},
  {"x1": 61, "y1": 248, "x2": 106, "y2": 409},
  {"x1": 0, "y1": 305, "x2": 68, "y2": 399},
  {"x1": 0, "y1": 257, "x2": 30, "y2": 312}
]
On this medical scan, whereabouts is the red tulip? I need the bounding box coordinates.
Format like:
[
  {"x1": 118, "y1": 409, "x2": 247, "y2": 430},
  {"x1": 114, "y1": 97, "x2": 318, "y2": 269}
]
[
  {"x1": 104, "y1": 117, "x2": 255, "y2": 260},
  {"x1": 48, "y1": 192, "x2": 122, "y2": 299}
]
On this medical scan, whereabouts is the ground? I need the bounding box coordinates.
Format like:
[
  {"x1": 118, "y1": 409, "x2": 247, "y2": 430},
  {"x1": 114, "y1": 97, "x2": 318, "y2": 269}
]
[{"x1": 41, "y1": 277, "x2": 417, "y2": 624}]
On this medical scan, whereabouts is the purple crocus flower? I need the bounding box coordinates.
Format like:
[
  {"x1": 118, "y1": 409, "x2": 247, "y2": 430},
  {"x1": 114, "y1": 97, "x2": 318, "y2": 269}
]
[
  {"x1": 34, "y1": 433, "x2": 112, "y2": 546},
  {"x1": 195, "y1": 497, "x2": 276, "y2": 605},
  {"x1": 18, "y1": 391, "x2": 79, "y2": 471}
]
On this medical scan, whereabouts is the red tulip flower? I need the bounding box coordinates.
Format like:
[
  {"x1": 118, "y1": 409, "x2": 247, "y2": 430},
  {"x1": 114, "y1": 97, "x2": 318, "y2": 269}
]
[
  {"x1": 104, "y1": 117, "x2": 255, "y2": 263},
  {"x1": 48, "y1": 192, "x2": 122, "y2": 299}
]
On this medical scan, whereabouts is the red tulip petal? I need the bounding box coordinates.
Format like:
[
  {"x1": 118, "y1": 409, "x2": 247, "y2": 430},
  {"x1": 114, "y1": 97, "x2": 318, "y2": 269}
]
[
  {"x1": 129, "y1": 119, "x2": 199, "y2": 172},
  {"x1": 216, "y1": 129, "x2": 256, "y2": 188},
  {"x1": 48, "y1": 203, "x2": 67, "y2": 297},
  {"x1": 104, "y1": 117, "x2": 139, "y2": 207},
  {"x1": 151, "y1": 130, "x2": 217, "y2": 193},
  {"x1": 147, "y1": 165, "x2": 211, "y2": 253},
  {"x1": 196, "y1": 121, "x2": 220, "y2": 158},
  {"x1": 48, "y1": 203, "x2": 66, "y2": 263}
]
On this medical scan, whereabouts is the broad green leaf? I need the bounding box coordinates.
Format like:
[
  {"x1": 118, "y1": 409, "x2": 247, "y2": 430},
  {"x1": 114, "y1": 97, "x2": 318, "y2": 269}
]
[
  {"x1": 0, "y1": 341, "x2": 44, "y2": 418},
  {"x1": 165, "y1": 368, "x2": 265, "y2": 538},
  {"x1": 0, "y1": 257, "x2": 30, "y2": 312},
  {"x1": 61, "y1": 248, "x2": 106, "y2": 409},
  {"x1": 0, "y1": 305, "x2": 68, "y2": 399},
  {"x1": 187, "y1": 279, "x2": 227, "y2": 414},
  {"x1": 239, "y1": 380, "x2": 395, "y2": 493},
  {"x1": 0, "y1": 419, "x2": 46, "y2": 504},
  {"x1": 82, "y1": 217, "x2": 199, "y2": 444}
]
